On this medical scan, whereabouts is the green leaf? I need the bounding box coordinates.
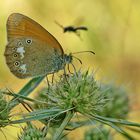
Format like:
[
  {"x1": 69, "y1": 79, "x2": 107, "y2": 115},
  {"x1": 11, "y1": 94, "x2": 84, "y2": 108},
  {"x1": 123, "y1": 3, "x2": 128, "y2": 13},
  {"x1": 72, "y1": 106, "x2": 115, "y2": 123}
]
[
  {"x1": 92, "y1": 114, "x2": 140, "y2": 127},
  {"x1": 10, "y1": 108, "x2": 73, "y2": 125},
  {"x1": 92, "y1": 116, "x2": 135, "y2": 140},
  {"x1": 11, "y1": 76, "x2": 45, "y2": 108},
  {"x1": 53, "y1": 111, "x2": 74, "y2": 140},
  {"x1": 18, "y1": 76, "x2": 45, "y2": 96}
]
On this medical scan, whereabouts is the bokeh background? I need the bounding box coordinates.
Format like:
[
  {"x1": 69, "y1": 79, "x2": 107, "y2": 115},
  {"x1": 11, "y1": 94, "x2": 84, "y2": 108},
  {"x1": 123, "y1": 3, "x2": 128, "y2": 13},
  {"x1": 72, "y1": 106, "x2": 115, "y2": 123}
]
[{"x1": 0, "y1": 0, "x2": 140, "y2": 139}]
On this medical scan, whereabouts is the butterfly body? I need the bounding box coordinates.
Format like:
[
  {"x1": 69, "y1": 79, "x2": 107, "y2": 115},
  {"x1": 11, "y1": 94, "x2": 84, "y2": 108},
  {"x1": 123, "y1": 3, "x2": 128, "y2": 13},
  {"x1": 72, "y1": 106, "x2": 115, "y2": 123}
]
[{"x1": 4, "y1": 13, "x2": 72, "y2": 78}]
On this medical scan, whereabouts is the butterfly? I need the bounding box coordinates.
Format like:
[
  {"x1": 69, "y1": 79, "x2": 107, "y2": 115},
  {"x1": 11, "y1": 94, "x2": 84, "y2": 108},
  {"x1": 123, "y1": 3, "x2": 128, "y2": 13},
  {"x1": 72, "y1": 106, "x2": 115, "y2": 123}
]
[{"x1": 4, "y1": 13, "x2": 73, "y2": 79}]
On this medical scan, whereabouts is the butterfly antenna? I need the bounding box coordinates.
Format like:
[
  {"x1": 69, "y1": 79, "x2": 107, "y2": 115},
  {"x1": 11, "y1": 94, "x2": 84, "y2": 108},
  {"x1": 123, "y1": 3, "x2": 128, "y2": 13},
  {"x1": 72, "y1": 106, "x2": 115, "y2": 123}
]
[
  {"x1": 72, "y1": 55, "x2": 82, "y2": 64},
  {"x1": 72, "y1": 50, "x2": 95, "y2": 55},
  {"x1": 54, "y1": 20, "x2": 64, "y2": 29}
]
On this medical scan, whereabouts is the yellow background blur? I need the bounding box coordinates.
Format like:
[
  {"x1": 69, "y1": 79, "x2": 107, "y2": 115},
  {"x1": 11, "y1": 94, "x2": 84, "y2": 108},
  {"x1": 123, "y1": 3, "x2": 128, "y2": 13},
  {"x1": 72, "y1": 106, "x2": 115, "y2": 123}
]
[{"x1": 0, "y1": 0, "x2": 140, "y2": 139}]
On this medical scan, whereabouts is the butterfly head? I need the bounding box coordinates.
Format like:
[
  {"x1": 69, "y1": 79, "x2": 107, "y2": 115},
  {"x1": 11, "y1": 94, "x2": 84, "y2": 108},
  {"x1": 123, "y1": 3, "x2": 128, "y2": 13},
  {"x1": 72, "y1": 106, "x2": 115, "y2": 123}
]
[{"x1": 63, "y1": 53, "x2": 73, "y2": 65}]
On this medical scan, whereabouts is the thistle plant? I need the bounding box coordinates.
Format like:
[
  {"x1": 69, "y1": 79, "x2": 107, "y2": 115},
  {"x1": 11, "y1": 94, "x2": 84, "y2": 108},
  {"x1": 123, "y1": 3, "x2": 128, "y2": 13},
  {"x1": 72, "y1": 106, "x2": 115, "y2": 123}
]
[
  {"x1": 98, "y1": 83, "x2": 129, "y2": 119},
  {"x1": 1, "y1": 70, "x2": 140, "y2": 140},
  {"x1": 35, "y1": 71, "x2": 108, "y2": 116},
  {"x1": 18, "y1": 122, "x2": 47, "y2": 140},
  {"x1": 82, "y1": 83, "x2": 130, "y2": 140},
  {"x1": 0, "y1": 89, "x2": 13, "y2": 127}
]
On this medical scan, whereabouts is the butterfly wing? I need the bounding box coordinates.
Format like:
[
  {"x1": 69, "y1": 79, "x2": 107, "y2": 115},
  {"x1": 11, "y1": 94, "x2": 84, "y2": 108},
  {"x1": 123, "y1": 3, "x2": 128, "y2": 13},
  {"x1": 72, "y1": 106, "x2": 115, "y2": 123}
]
[
  {"x1": 5, "y1": 13, "x2": 64, "y2": 78},
  {"x1": 6, "y1": 13, "x2": 64, "y2": 54}
]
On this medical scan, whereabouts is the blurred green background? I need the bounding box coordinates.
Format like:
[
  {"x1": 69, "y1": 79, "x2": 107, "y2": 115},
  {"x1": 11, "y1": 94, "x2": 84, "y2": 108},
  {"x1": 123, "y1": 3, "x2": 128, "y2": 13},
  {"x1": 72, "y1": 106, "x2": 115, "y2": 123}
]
[{"x1": 0, "y1": 0, "x2": 140, "y2": 139}]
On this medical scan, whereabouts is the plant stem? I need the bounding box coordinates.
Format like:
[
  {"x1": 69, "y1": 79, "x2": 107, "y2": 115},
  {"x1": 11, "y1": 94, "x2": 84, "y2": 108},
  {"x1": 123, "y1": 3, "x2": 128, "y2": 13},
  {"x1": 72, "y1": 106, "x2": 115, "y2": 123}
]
[{"x1": 53, "y1": 111, "x2": 74, "y2": 140}]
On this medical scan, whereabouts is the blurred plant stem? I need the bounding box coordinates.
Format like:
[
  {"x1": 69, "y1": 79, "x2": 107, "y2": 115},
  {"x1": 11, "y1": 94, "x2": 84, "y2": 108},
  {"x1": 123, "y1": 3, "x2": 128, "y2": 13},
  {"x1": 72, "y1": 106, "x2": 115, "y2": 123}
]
[{"x1": 53, "y1": 111, "x2": 74, "y2": 140}]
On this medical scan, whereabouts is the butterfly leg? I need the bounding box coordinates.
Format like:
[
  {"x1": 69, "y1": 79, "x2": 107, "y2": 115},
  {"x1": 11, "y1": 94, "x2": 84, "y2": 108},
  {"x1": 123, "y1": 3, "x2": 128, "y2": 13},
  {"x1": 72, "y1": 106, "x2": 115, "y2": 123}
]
[
  {"x1": 71, "y1": 63, "x2": 78, "y2": 76},
  {"x1": 67, "y1": 64, "x2": 74, "y2": 74},
  {"x1": 63, "y1": 66, "x2": 70, "y2": 85},
  {"x1": 51, "y1": 73, "x2": 55, "y2": 84},
  {"x1": 71, "y1": 63, "x2": 76, "y2": 73},
  {"x1": 46, "y1": 76, "x2": 50, "y2": 89}
]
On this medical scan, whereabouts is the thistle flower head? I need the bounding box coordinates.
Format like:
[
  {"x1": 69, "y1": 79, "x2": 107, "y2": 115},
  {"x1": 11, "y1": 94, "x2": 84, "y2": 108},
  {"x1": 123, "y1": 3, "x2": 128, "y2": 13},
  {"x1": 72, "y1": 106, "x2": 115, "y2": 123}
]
[
  {"x1": 18, "y1": 123, "x2": 47, "y2": 140},
  {"x1": 98, "y1": 83, "x2": 129, "y2": 119},
  {"x1": 35, "y1": 71, "x2": 109, "y2": 116}
]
